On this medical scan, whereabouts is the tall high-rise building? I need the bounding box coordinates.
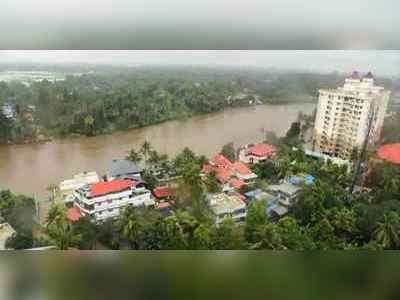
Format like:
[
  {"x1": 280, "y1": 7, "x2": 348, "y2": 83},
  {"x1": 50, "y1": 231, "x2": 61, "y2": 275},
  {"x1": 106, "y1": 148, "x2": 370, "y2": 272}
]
[{"x1": 313, "y1": 71, "x2": 390, "y2": 161}]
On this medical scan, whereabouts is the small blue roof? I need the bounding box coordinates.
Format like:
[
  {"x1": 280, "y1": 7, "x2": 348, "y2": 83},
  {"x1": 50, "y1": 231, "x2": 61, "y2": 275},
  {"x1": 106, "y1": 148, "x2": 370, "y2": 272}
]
[
  {"x1": 288, "y1": 174, "x2": 314, "y2": 186},
  {"x1": 244, "y1": 189, "x2": 262, "y2": 198},
  {"x1": 244, "y1": 191, "x2": 255, "y2": 198},
  {"x1": 266, "y1": 203, "x2": 278, "y2": 214},
  {"x1": 304, "y1": 174, "x2": 314, "y2": 185}
]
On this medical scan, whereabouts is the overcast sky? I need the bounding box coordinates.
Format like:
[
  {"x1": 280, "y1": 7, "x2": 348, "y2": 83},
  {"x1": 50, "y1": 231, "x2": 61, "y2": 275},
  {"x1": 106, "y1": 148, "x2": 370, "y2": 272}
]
[
  {"x1": 1, "y1": 0, "x2": 398, "y2": 49},
  {"x1": 0, "y1": 51, "x2": 399, "y2": 77}
]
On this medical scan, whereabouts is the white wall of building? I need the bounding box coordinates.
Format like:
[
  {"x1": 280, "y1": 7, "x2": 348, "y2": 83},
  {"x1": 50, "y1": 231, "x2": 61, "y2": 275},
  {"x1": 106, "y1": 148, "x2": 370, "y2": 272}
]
[
  {"x1": 74, "y1": 187, "x2": 152, "y2": 222},
  {"x1": 313, "y1": 74, "x2": 390, "y2": 160}
]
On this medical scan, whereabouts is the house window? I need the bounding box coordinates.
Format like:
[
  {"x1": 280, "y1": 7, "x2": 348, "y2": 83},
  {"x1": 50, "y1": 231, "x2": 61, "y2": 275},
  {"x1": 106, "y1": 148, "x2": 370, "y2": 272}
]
[{"x1": 234, "y1": 208, "x2": 246, "y2": 215}]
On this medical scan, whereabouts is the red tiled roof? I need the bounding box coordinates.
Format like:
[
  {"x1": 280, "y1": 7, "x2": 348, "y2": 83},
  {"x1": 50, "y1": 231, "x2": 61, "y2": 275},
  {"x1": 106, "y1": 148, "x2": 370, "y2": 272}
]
[
  {"x1": 216, "y1": 167, "x2": 233, "y2": 183},
  {"x1": 248, "y1": 143, "x2": 275, "y2": 157},
  {"x1": 153, "y1": 186, "x2": 174, "y2": 198},
  {"x1": 230, "y1": 179, "x2": 246, "y2": 190},
  {"x1": 67, "y1": 207, "x2": 82, "y2": 223},
  {"x1": 232, "y1": 161, "x2": 252, "y2": 175},
  {"x1": 376, "y1": 144, "x2": 400, "y2": 165},
  {"x1": 157, "y1": 202, "x2": 171, "y2": 209},
  {"x1": 90, "y1": 180, "x2": 133, "y2": 197},
  {"x1": 210, "y1": 154, "x2": 232, "y2": 168}
]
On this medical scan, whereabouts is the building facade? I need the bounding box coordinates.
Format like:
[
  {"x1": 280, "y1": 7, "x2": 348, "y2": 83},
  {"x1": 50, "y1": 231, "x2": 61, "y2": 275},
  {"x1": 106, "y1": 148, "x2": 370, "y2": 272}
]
[
  {"x1": 208, "y1": 193, "x2": 247, "y2": 225},
  {"x1": 313, "y1": 72, "x2": 390, "y2": 160},
  {"x1": 201, "y1": 154, "x2": 258, "y2": 193},
  {"x1": 1, "y1": 103, "x2": 15, "y2": 119},
  {"x1": 73, "y1": 179, "x2": 153, "y2": 222},
  {"x1": 238, "y1": 143, "x2": 276, "y2": 164}
]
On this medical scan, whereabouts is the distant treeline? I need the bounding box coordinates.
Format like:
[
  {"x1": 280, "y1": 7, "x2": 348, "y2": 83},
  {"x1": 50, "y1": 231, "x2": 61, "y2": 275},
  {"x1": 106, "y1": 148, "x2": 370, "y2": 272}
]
[{"x1": 1, "y1": 66, "x2": 399, "y2": 144}]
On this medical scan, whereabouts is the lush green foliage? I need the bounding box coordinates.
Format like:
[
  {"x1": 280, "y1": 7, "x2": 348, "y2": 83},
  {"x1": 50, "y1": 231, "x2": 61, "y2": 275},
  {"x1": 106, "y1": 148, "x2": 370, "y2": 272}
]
[
  {"x1": 221, "y1": 143, "x2": 236, "y2": 162},
  {"x1": 54, "y1": 142, "x2": 400, "y2": 250},
  {"x1": 1, "y1": 67, "x2": 369, "y2": 144},
  {"x1": 0, "y1": 190, "x2": 36, "y2": 249}
]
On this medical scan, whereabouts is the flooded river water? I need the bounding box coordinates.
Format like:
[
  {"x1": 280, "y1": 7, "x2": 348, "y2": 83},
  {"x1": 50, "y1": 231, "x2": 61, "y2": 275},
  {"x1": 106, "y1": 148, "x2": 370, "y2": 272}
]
[{"x1": 0, "y1": 103, "x2": 315, "y2": 199}]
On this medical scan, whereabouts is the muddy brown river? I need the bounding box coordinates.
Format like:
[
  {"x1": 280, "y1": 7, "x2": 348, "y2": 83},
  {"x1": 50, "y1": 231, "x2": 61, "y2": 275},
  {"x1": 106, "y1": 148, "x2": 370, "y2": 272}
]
[{"x1": 0, "y1": 103, "x2": 315, "y2": 199}]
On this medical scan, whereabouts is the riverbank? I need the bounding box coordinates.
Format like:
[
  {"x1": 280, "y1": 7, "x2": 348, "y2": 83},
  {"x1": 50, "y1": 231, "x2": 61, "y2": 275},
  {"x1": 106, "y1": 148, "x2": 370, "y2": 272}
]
[
  {"x1": 0, "y1": 103, "x2": 315, "y2": 199},
  {"x1": 1, "y1": 99, "x2": 316, "y2": 146}
]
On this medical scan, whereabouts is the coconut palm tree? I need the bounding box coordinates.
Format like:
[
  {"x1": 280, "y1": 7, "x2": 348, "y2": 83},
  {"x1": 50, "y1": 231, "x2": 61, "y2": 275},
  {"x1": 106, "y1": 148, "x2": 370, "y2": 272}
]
[
  {"x1": 373, "y1": 212, "x2": 400, "y2": 249},
  {"x1": 140, "y1": 140, "x2": 152, "y2": 168},
  {"x1": 46, "y1": 203, "x2": 66, "y2": 230},
  {"x1": 166, "y1": 210, "x2": 197, "y2": 233},
  {"x1": 127, "y1": 149, "x2": 142, "y2": 165},
  {"x1": 148, "y1": 150, "x2": 161, "y2": 168},
  {"x1": 381, "y1": 165, "x2": 400, "y2": 195},
  {"x1": 329, "y1": 207, "x2": 357, "y2": 239},
  {"x1": 46, "y1": 204, "x2": 79, "y2": 250},
  {"x1": 47, "y1": 183, "x2": 59, "y2": 202},
  {"x1": 83, "y1": 114, "x2": 95, "y2": 135},
  {"x1": 115, "y1": 206, "x2": 142, "y2": 249},
  {"x1": 192, "y1": 223, "x2": 215, "y2": 249},
  {"x1": 51, "y1": 222, "x2": 79, "y2": 250},
  {"x1": 165, "y1": 209, "x2": 198, "y2": 248},
  {"x1": 158, "y1": 153, "x2": 170, "y2": 173},
  {"x1": 251, "y1": 223, "x2": 286, "y2": 250},
  {"x1": 274, "y1": 156, "x2": 291, "y2": 179}
]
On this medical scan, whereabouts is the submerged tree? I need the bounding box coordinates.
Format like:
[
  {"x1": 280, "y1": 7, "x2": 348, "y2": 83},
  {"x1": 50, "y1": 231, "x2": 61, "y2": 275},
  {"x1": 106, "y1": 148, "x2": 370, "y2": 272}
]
[
  {"x1": 205, "y1": 171, "x2": 221, "y2": 193},
  {"x1": 372, "y1": 212, "x2": 400, "y2": 249},
  {"x1": 127, "y1": 149, "x2": 142, "y2": 165},
  {"x1": 140, "y1": 140, "x2": 152, "y2": 168},
  {"x1": 221, "y1": 142, "x2": 235, "y2": 162}
]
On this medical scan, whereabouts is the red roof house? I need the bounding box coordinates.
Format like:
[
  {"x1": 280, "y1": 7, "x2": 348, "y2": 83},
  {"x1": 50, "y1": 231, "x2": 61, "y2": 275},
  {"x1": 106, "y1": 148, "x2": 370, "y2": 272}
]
[
  {"x1": 210, "y1": 154, "x2": 232, "y2": 168},
  {"x1": 232, "y1": 161, "x2": 252, "y2": 175},
  {"x1": 376, "y1": 144, "x2": 400, "y2": 165},
  {"x1": 247, "y1": 143, "x2": 275, "y2": 158},
  {"x1": 157, "y1": 202, "x2": 171, "y2": 210},
  {"x1": 66, "y1": 207, "x2": 82, "y2": 223},
  {"x1": 216, "y1": 167, "x2": 233, "y2": 183},
  {"x1": 153, "y1": 186, "x2": 174, "y2": 199},
  {"x1": 230, "y1": 179, "x2": 246, "y2": 190},
  {"x1": 90, "y1": 180, "x2": 133, "y2": 197}
]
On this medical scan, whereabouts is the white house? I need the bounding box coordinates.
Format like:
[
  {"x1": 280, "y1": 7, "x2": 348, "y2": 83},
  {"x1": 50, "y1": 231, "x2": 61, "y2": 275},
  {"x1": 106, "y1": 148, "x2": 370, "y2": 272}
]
[
  {"x1": 73, "y1": 179, "x2": 154, "y2": 222},
  {"x1": 208, "y1": 193, "x2": 247, "y2": 225},
  {"x1": 0, "y1": 222, "x2": 16, "y2": 250},
  {"x1": 267, "y1": 183, "x2": 302, "y2": 207},
  {"x1": 231, "y1": 161, "x2": 258, "y2": 182}
]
